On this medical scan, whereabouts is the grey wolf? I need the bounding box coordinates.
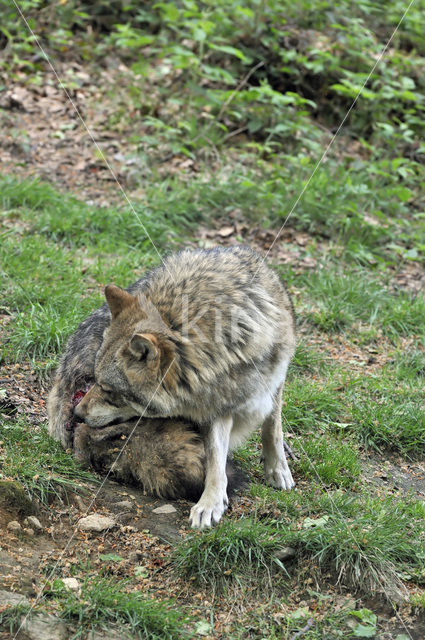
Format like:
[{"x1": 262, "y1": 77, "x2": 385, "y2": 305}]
[
  {"x1": 47, "y1": 273, "x2": 241, "y2": 502},
  {"x1": 72, "y1": 246, "x2": 296, "y2": 527},
  {"x1": 48, "y1": 295, "x2": 208, "y2": 499}
]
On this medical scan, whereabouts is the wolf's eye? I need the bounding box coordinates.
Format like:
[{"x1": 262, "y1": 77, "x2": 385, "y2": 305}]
[{"x1": 99, "y1": 385, "x2": 113, "y2": 394}]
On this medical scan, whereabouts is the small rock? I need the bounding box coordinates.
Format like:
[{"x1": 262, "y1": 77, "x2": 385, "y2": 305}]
[
  {"x1": 20, "y1": 613, "x2": 68, "y2": 640},
  {"x1": 62, "y1": 577, "x2": 80, "y2": 592},
  {"x1": 24, "y1": 527, "x2": 35, "y2": 537},
  {"x1": 152, "y1": 504, "x2": 177, "y2": 515},
  {"x1": 78, "y1": 514, "x2": 116, "y2": 532},
  {"x1": 274, "y1": 546, "x2": 296, "y2": 561},
  {"x1": 74, "y1": 495, "x2": 87, "y2": 512},
  {"x1": 24, "y1": 515, "x2": 43, "y2": 531},
  {"x1": 113, "y1": 500, "x2": 135, "y2": 511},
  {"x1": 7, "y1": 520, "x2": 22, "y2": 532},
  {"x1": 0, "y1": 589, "x2": 29, "y2": 606},
  {"x1": 117, "y1": 512, "x2": 133, "y2": 525}
]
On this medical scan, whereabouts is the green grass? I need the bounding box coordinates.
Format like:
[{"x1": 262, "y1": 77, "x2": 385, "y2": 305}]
[
  {"x1": 0, "y1": 577, "x2": 191, "y2": 640},
  {"x1": 280, "y1": 496, "x2": 425, "y2": 599},
  {"x1": 283, "y1": 362, "x2": 425, "y2": 457},
  {"x1": 289, "y1": 341, "x2": 328, "y2": 375},
  {"x1": 0, "y1": 175, "x2": 174, "y2": 251},
  {"x1": 294, "y1": 436, "x2": 361, "y2": 488},
  {"x1": 349, "y1": 380, "x2": 425, "y2": 455},
  {"x1": 0, "y1": 603, "x2": 35, "y2": 637},
  {"x1": 173, "y1": 489, "x2": 425, "y2": 599},
  {"x1": 172, "y1": 518, "x2": 286, "y2": 592},
  {"x1": 234, "y1": 429, "x2": 360, "y2": 489},
  {"x1": 300, "y1": 267, "x2": 425, "y2": 337},
  {"x1": 0, "y1": 418, "x2": 97, "y2": 504},
  {"x1": 50, "y1": 576, "x2": 191, "y2": 640},
  {"x1": 284, "y1": 376, "x2": 347, "y2": 433},
  {"x1": 390, "y1": 348, "x2": 425, "y2": 381},
  {"x1": 0, "y1": 175, "x2": 170, "y2": 362}
]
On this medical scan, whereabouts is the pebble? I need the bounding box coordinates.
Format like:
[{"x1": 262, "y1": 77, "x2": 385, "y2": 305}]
[
  {"x1": 7, "y1": 520, "x2": 22, "y2": 532},
  {"x1": 152, "y1": 504, "x2": 177, "y2": 514},
  {"x1": 274, "y1": 546, "x2": 296, "y2": 561},
  {"x1": 62, "y1": 577, "x2": 80, "y2": 592},
  {"x1": 24, "y1": 515, "x2": 43, "y2": 531},
  {"x1": 24, "y1": 527, "x2": 35, "y2": 537},
  {"x1": 113, "y1": 500, "x2": 135, "y2": 511},
  {"x1": 78, "y1": 514, "x2": 117, "y2": 532}
]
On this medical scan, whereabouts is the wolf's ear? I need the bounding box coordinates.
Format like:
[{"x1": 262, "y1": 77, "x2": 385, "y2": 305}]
[
  {"x1": 129, "y1": 333, "x2": 159, "y2": 361},
  {"x1": 105, "y1": 285, "x2": 135, "y2": 319}
]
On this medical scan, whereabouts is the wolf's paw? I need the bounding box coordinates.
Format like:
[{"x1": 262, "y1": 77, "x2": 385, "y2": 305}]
[
  {"x1": 264, "y1": 461, "x2": 295, "y2": 491},
  {"x1": 189, "y1": 494, "x2": 228, "y2": 529}
]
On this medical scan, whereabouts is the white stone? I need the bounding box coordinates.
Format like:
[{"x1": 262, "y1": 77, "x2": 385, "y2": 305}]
[
  {"x1": 274, "y1": 546, "x2": 296, "y2": 561},
  {"x1": 152, "y1": 504, "x2": 177, "y2": 514},
  {"x1": 78, "y1": 514, "x2": 116, "y2": 532},
  {"x1": 62, "y1": 577, "x2": 80, "y2": 592}
]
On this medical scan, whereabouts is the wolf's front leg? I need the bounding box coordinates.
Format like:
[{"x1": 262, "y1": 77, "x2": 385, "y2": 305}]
[
  {"x1": 189, "y1": 416, "x2": 232, "y2": 528},
  {"x1": 261, "y1": 383, "x2": 295, "y2": 490}
]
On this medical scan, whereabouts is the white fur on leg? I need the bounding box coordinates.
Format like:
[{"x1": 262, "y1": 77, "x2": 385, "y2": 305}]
[
  {"x1": 264, "y1": 454, "x2": 295, "y2": 490},
  {"x1": 261, "y1": 376, "x2": 295, "y2": 492},
  {"x1": 189, "y1": 416, "x2": 232, "y2": 529}
]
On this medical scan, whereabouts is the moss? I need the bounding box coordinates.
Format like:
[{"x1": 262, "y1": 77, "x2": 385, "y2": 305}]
[{"x1": 0, "y1": 480, "x2": 35, "y2": 516}]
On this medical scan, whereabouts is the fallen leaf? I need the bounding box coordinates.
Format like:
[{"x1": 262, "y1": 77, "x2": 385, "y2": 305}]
[{"x1": 217, "y1": 226, "x2": 234, "y2": 238}]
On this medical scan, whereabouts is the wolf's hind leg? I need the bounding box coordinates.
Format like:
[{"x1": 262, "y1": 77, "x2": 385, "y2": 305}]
[
  {"x1": 189, "y1": 416, "x2": 232, "y2": 528},
  {"x1": 261, "y1": 382, "x2": 295, "y2": 490}
]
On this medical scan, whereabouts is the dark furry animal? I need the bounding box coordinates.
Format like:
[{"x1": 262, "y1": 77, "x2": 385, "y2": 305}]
[{"x1": 73, "y1": 417, "x2": 206, "y2": 500}]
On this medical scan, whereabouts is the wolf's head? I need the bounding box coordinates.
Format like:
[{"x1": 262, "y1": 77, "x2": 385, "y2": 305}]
[{"x1": 74, "y1": 285, "x2": 179, "y2": 427}]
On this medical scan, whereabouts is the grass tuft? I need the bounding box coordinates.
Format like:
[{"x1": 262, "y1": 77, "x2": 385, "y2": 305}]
[
  {"x1": 52, "y1": 575, "x2": 190, "y2": 639},
  {"x1": 0, "y1": 603, "x2": 35, "y2": 636},
  {"x1": 289, "y1": 341, "x2": 328, "y2": 375},
  {"x1": 348, "y1": 379, "x2": 425, "y2": 456},
  {"x1": 280, "y1": 494, "x2": 425, "y2": 599},
  {"x1": 224, "y1": 490, "x2": 425, "y2": 600},
  {"x1": 0, "y1": 419, "x2": 97, "y2": 504},
  {"x1": 172, "y1": 518, "x2": 285, "y2": 592}
]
